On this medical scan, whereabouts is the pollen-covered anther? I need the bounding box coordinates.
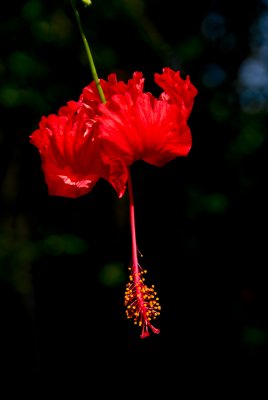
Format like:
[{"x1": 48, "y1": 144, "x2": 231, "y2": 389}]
[{"x1": 124, "y1": 266, "x2": 160, "y2": 338}]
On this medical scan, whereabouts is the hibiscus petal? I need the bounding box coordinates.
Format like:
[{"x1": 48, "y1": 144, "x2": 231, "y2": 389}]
[
  {"x1": 30, "y1": 102, "x2": 103, "y2": 198},
  {"x1": 154, "y1": 67, "x2": 198, "y2": 119},
  {"x1": 98, "y1": 91, "x2": 192, "y2": 168}
]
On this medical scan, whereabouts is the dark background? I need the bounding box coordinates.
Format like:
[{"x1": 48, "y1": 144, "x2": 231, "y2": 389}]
[{"x1": 1, "y1": 0, "x2": 268, "y2": 395}]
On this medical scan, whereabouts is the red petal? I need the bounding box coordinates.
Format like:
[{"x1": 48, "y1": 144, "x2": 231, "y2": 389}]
[
  {"x1": 30, "y1": 102, "x2": 103, "y2": 198},
  {"x1": 155, "y1": 67, "x2": 198, "y2": 119},
  {"x1": 98, "y1": 91, "x2": 192, "y2": 168},
  {"x1": 81, "y1": 71, "x2": 144, "y2": 107}
]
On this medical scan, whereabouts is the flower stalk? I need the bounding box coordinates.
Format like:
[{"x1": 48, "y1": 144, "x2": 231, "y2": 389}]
[{"x1": 71, "y1": 0, "x2": 106, "y2": 104}]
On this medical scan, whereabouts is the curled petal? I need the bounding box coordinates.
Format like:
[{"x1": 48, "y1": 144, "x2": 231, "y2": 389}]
[
  {"x1": 101, "y1": 155, "x2": 128, "y2": 198},
  {"x1": 155, "y1": 67, "x2": 198, "y2": 119}
]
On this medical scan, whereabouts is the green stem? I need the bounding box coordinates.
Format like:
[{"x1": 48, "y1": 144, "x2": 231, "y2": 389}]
[{"x1": 71, "y1": 0, "x2": 106, "y2": 104}]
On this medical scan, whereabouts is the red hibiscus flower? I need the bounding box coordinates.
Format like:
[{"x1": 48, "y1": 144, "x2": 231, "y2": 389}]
[
  {"x1": 30, "y1": 68, "x2": 197, "y2": 199},
  {"x1": 30, "y1": 67, "x2": 197, "y2": 338}
]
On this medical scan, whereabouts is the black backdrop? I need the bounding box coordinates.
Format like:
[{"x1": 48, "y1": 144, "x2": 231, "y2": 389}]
[{"x1": 1, "y1": 0, "x2": 268, "y2": 395}]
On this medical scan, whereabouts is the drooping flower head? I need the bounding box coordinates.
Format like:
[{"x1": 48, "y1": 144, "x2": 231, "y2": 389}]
[
  {"x1": 30, "y1": 68, "x2": 197, "y2": 199},
  {"x1": 30, "y1": 67, "x2": 197, "y2": 339}
]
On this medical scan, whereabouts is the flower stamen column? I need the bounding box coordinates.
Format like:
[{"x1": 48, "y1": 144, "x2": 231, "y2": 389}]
[{"x1": 124, "y1": 167, "x2": 161, "y2": 339}]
